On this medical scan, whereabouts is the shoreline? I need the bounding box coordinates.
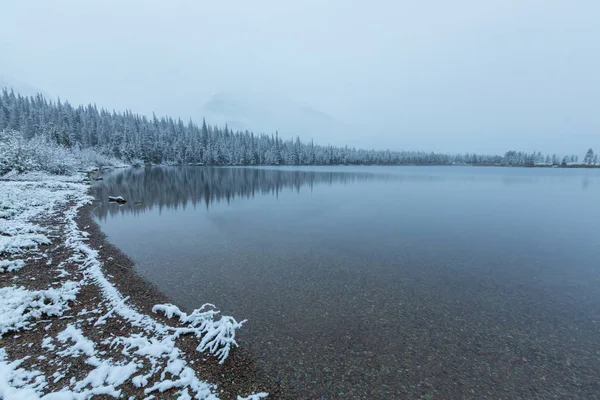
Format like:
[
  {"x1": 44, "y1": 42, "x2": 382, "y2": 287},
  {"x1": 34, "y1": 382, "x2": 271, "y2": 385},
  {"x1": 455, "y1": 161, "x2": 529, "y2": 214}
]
[
  {"x1": 98, "y1": 163, "x2": 600, "y2": 169},
  {"x1": 0, "y1": 173, "x2": 282, "y2": 399},
  {"x1": 77, "y1": 198, "x2": 286, "y2": 399}
]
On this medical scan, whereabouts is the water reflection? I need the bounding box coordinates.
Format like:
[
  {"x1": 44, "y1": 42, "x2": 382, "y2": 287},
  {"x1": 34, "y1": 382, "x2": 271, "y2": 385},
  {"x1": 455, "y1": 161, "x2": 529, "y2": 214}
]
[
  {"x1": 582, "y1": 177, "x2": 591, "y2": 190},
  {"x1": 93, "y1": 167, "x2": 390, "y2": 219},
  {"x1": 93, "y1": 166, "x2": 597, "y2": 220}
]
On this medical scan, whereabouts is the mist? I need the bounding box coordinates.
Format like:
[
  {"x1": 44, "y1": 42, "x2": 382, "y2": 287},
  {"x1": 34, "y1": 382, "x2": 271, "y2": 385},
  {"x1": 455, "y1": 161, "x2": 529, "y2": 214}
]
[{"x1": 1, "y1": 0, "x2": 598, "y2": 155}]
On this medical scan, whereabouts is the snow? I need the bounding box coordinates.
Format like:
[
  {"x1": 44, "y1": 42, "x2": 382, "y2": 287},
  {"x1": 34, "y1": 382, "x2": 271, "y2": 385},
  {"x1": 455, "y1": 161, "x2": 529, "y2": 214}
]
[
  {"x1": 0, "y1": 349, "x2": 47, "y2": 399},
  {"x1": 237, "y1": 394, "x2": 269, "y2": 400},
  {"x1": 0, "y1": 170, "x2": 87, "y2": 183},
  {"x1": 152, "y1": 304, "x2": 245, "y2": 364},
  {"x1": 144, "y1": 367, "x2": 218, "y2": 400},
  {"x1": 0, "y1": 259, "x2": 25, "y2": 273},
  {"x1": 0, "y1": 172, "x2": 266, "y2": 399},
  {"x1": 41, "y1": 337, "x2": 55, "y2": 351},
  {"x1": 0, "y1": 283, "x2": 79, "y2": 335},
  {"x1": 72, "y1": 360, "x2": 138, "y2": 395},
  {"x1": 118, "y1": 335, "x2": 176, "y2": 358},
  {"x1": 0, "y1": 177, "x2": 86, "y2": 259},
  {"x1": 57, "y1": 325, "x2": 96, "y2": 358}
]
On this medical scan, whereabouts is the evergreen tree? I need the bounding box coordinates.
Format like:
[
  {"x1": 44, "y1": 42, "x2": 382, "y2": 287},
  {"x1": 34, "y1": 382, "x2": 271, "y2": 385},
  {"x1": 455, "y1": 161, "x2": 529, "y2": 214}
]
[
  {"x1": 0, "y1": 89, "x2": 592, "y2": 169},
  {"x1": 584, "y1": 148, "x2": 595, "y2": 165}
]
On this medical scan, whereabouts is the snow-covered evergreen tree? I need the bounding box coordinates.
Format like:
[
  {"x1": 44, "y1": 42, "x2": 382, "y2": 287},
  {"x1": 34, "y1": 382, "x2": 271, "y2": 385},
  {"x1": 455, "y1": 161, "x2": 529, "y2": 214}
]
[{"x1": 0, "y1": 89, "x2": 593, "y2": 168}]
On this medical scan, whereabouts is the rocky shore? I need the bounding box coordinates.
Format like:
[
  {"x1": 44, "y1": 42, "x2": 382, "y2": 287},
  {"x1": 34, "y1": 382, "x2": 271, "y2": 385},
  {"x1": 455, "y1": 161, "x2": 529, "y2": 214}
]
[{"x1": 0, "y1": 172, "x2": 282, "y2": 399}]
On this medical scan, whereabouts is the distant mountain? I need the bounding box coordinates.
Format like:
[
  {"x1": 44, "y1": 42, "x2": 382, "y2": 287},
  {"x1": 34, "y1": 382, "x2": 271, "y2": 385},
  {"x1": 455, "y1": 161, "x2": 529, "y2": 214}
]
[
  {"x1": 200, "y1": 92, "x2": 347, "y2": 144},
  {"x1": 0, "y1": 74, "x2": 47, "y2": 97}
]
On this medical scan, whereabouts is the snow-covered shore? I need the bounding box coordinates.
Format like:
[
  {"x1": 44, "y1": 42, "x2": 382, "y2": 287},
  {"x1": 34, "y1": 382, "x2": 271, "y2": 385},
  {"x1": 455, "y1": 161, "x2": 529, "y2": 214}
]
[{"x1": 0, "y1": 172, "x2": 268, "y2": 400}]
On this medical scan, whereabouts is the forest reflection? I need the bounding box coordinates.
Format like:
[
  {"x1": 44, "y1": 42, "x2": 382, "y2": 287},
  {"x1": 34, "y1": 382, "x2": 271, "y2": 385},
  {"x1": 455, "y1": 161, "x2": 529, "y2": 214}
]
[
  {"x1": 92, "y1": 166, "x2": 396, "y2": 220},
  {"x1": 91, "y1": 166, "x2": 592, "y2": 220}
]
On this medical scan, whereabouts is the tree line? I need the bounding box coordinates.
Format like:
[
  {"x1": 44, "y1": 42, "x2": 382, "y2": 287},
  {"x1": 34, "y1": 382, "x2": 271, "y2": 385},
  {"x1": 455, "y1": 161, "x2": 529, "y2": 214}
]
[{"x1": 0, "y1": 88, "x2": 595, "y2": 167}]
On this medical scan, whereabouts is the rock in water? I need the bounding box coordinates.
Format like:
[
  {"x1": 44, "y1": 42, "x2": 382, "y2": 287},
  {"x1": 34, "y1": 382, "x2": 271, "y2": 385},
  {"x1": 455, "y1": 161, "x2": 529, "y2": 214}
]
[{"x1": 108, "y1": 196, "x2": 127, "y2": 204}]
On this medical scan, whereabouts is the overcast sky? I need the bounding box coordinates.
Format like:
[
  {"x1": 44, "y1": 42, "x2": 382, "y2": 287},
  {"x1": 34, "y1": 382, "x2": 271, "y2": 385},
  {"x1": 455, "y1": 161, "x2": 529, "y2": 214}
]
[{"x1": 1, "y1": 0, "x2": 598, "y2": 154}]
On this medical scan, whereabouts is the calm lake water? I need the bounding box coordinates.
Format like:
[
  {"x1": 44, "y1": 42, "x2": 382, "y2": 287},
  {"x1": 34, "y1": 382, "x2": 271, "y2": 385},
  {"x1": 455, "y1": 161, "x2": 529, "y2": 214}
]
[{"x1": 93, "y1": 166, "x2": 600, "y2": 399}]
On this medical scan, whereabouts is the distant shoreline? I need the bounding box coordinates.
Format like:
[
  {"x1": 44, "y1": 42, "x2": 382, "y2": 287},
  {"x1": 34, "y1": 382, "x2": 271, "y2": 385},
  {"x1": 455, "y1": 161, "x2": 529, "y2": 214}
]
[{"x1": 130, "y1": 163, "x2": 600, "y2": 169}]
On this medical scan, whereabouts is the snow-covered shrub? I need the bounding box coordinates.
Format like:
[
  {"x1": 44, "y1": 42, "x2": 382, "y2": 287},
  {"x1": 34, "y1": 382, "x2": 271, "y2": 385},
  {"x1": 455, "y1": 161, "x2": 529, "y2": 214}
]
[
  {"x1": 0, "y1": 130, "x2": 77, "y2": 175},
  {"x1": 72, "y1": 146, "x2": 123, "y2": 170},
  {"x1": 130, "y1": 158, "x2": 144, "y2": 167},
  {"x1": 0, "y1": 129, "x2": 38, "y2": 174},
  {"x1": 0, "y1": 129, "x2": 123, "y2": 175},
  {"x1": 27, "y1": 135, "x2": 78, "y2": 175},
  {"x1": 152, "y1": 303, "x2": 245, "y2": 364}
]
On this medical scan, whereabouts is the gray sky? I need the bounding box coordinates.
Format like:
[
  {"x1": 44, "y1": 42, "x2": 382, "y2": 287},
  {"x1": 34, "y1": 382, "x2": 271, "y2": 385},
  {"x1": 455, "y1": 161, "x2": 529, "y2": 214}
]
[{"x1": 1, "y1": 0, "x2": 598, "y2": 154}]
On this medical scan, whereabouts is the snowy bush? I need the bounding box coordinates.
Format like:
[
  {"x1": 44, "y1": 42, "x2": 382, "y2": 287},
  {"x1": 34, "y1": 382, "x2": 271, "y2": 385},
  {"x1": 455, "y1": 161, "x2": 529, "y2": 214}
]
[
  {"x1": 0, "y1": 130, "x2": 122, "y2": 176},
  {"x1": 152, "y1": 303, "x2": 245, "y2": 364},
  {"x1": 0, "y1": 129, "x2": 37, "y2": 174},
  {"x1": 72, "y1": 146, "x2": 124, "y2": 170},
  {"x1": 29, "y1": 136, "x2": 79, "y2": 175},
  {"x1": 130, "y1": 158, "x2": 145, "y2": 167},
  {"x1": 0, "y1": 129, "x2": 76, "y2": 175}
]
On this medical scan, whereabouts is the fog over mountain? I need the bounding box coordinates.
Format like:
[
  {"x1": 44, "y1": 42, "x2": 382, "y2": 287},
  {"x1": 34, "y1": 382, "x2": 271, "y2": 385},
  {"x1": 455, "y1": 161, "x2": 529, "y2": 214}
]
[
  {"x1": 201, "y1": 92, "x2": 358, "y2": 147},
  {"x1": 0, "y1": 74, "x2": 47, "y2": 98}
]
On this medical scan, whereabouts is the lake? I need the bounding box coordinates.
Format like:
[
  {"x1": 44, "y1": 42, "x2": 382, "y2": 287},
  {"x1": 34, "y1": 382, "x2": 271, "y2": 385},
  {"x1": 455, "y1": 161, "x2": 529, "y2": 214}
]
[{"x1": 93, "y1": 166, "x2": 600, "y2": 399}]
